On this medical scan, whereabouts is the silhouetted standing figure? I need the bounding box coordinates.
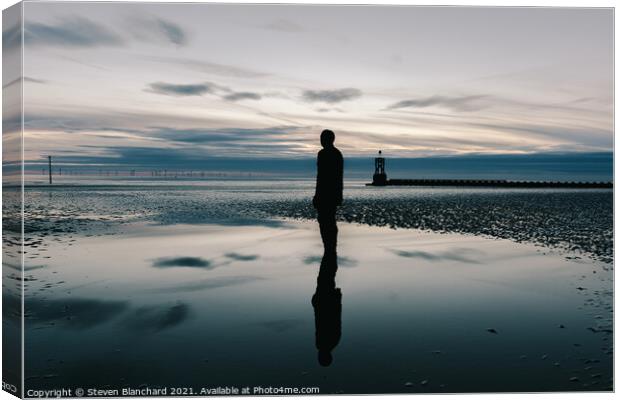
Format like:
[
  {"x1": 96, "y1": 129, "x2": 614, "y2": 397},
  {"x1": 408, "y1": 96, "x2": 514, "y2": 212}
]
[
  {"x1": 312, "y1": 252, "x2": 342, "y2": 367},
  {"x1": 311, "y1": 131, "x2": 343, "y2": 366},
  {"x1": 313, "y1": 129, "x2": 343, "y2": 254}
]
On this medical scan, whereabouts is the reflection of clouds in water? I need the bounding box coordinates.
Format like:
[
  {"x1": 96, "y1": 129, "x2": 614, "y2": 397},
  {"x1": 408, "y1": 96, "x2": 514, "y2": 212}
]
[
  {"x1": 26, "y1": 296, "x2": 191, "y2": 333},
  {"x1": 147, "y1": 276, "x2": 264, "y2": 293},
  {"x1": 125, "y1": 303, "x2": 190, "y2": 333},
  {"x1": 256, "y1": 319, "x2": 305, "y2": 333},
  {"x1": 390, "y1": 248, "x2": 483, "y2": 264},
  {"x1": 153, "y1": 256, "x2": 213, "y2": 269},
  {"x1": 225, "y1": 252, "x2": 259, "y2": 261},
  {"x1": 155, "y1": 213, "x2": 294, "y2": 229},
  {"x1": 26, "y1": 298, "x2": 128, "y2": 330},
  {"x1": 214, "y1": 218, "x2": 293, "y2": 228},
  {"x1": 5, "y1": 261, "x2": 46, "y2": 272},
  {"x1": 303, "y1": 255, "x2": 357, "y2": 267}
]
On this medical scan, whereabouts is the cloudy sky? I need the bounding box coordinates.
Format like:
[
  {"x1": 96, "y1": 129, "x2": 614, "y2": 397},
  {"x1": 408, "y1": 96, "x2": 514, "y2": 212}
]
[{"x1": 4, "y1": 3, "x2": 614, "y2": 169}]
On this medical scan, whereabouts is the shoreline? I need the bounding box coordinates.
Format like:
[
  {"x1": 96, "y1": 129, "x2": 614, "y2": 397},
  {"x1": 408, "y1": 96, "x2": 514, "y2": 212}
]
[{"x1": 8, "y1": 185, "x2": 613, "y2": 266}]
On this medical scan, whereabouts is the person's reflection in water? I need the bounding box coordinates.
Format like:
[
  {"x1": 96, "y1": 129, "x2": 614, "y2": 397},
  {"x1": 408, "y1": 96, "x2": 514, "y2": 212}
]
[
  {"x1": 311, "y1": 129, "x2": 343, "y2": 367},
  {"x1": 311, "y1": 240, "x2": 342, "y2": 366}
]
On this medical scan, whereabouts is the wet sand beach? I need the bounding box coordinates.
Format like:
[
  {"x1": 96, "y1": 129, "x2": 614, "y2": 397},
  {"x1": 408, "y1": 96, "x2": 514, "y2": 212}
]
[{"x1": 4, "y1": 180, "x2": 613, "y2": 393}]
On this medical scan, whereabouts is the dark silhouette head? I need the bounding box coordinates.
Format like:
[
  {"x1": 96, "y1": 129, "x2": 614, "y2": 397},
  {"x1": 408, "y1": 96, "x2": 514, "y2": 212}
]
[
  {"x1": 320, "y1": 129, "x2": 335, "y2": 148},
  {"x1": 318, "y1": 349, "x2": 333, "y2": 366}
]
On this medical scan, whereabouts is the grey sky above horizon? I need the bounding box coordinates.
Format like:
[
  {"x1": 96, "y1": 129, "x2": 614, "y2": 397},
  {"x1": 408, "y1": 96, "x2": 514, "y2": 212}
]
[{"x1": 3, "y1": 3, "x2": 614, "y2": 166}]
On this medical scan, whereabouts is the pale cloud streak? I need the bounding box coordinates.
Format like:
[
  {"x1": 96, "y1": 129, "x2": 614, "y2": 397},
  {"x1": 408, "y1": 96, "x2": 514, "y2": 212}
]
[
  {"x1": 302, "y1": 88, "x2": 363, "y2": 103},
  {"x1": 223, "y1": 92, "x2": 262, "y2": 101},
  {"x1": 143, "y1": 56, "x2": 270, "y2": 78},
  {"x1": 25, "y1": 16, "x2": 123, "y2": 47},
  {"x1": 126, "y1": 16, "x2": 188, "y2": 45},
  {"x1": 387, "y1": 95, "x2": 490, "y2": 112},
  {"x1": 146, "y1": 82, "x2": 214, "y2": 96}
]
